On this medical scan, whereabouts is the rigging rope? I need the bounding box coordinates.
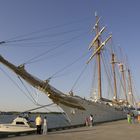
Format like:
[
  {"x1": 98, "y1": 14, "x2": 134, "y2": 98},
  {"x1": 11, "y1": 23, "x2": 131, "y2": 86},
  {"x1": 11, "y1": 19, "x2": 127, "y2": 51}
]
[
  {"x1": 90, "y1": 55, "x2": 97, "y2": 96},
  {"x1": 71, "y1": 64, "x2": 88, "y2": 92},
  {"x1": 3, "y1": 16, "x2": 91, "y2": 43},
  {"x1": 17, "y1": 76, "x2": 53, "y2": 108},
  {"x1": 56, "y1": 105, "x2": 71, "y2": 124},
  {"x1": 0, "y1": 66, "x2": 56, "y2": 112},
  {"x1": 5, "y1": 28, "x2": 86, "y2": 44},
  {"x1": 2, "y1": 40, "x2": 66, "y2": 48},
  {"x1": 0, "y1": 66, "x2": 37, "y2": 104},
  {"x1": 22, "y1": 32, "x2": 89, "y2": 65},
  {"x1": 50, "y1": 51, "x2": 89, "y2": 79},
  {"x1": 101, "y1": 52, "x2": 114, "y2": 98},
  {"x1": 22, "y1": 103, "x2": 54, "y2": 113},
  {"x1": 115, "y1": 64, "x2": 125, "y2": 99},
  {"x1": 17, "y1": 76, "x2": 38, "y2": 104}
]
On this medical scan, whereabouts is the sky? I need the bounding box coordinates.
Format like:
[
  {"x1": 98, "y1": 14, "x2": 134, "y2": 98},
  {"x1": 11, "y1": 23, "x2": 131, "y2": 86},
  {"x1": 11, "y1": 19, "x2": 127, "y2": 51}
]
[{"x1": 0, "y1": 0, "x2": 140, "y2": 112}]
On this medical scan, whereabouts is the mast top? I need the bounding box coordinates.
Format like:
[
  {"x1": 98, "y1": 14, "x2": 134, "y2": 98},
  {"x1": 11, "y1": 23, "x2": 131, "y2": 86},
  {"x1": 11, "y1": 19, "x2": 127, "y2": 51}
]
[{"x1": 95, "y1": 11, "x2": 97, "y2": 17}]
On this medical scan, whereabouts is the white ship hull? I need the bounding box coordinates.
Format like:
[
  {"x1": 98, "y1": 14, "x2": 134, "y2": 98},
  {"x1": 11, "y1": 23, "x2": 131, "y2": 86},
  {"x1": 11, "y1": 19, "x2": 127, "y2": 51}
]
[{"x1": 58, "y1": 96, "x2": 127, "y2": 126}]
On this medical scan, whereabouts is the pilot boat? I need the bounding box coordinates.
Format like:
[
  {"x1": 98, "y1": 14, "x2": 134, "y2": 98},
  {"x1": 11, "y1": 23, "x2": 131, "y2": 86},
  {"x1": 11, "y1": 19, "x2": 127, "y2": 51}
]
[{"x1": 0, "y1": 116, "x2": 36, "y2": 133}]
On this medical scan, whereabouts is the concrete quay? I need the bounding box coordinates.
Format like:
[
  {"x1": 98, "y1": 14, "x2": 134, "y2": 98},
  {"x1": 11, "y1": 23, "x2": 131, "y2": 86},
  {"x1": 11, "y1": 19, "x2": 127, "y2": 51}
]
[{"x1": 2, "y1": 120, "x2": 140, "y2": 140}]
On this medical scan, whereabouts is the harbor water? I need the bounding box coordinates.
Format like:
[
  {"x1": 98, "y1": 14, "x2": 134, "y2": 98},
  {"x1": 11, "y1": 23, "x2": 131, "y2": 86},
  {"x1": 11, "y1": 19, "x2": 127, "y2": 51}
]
[{"x1": 0, "y1": 113, "x2": 70, "y2": 129}]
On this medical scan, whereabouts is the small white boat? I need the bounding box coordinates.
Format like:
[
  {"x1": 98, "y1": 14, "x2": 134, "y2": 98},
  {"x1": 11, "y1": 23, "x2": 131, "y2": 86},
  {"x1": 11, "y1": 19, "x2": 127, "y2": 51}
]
[{"x1": 0, "y1": 116, "x2": 36, "y2": 133}]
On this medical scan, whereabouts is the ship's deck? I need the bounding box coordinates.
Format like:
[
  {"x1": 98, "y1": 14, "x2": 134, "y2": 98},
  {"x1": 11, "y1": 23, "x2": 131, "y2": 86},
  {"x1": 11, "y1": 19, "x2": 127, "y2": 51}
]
[{"x1": 2, "y1": 119, "x2": 140, "y2": 140}]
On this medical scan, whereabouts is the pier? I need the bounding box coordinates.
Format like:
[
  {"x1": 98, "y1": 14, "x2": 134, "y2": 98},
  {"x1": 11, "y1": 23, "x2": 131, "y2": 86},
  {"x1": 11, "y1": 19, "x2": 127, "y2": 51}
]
[{"x1": 1, "y1": 120, "x2": 140, "y2": 140}]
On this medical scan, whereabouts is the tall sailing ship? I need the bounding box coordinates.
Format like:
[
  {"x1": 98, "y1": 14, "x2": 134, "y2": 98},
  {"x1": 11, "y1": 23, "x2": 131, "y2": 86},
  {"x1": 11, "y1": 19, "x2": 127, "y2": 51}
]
[{"x1": 0, "y1": 14, "x2": 136, "y2": 126}]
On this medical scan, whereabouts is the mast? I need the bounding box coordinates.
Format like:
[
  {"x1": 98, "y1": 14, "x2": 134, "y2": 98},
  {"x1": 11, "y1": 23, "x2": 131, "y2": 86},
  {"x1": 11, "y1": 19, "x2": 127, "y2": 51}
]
[
  {"x1": 87, "y1": 13, "x2": 112, "y2": 100},
  {"x1": 111, "y1": 53, "x2": 117, "y2": 101},
  {"x1": 120, "y1": 63, "x2": 128, "y2": 103},
  {"x1": 95, "y1": 14, "x2": 102, "y2": 99},
  {"x1": 128, "y1": 69, "x2": 134, "y2": 106}
]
